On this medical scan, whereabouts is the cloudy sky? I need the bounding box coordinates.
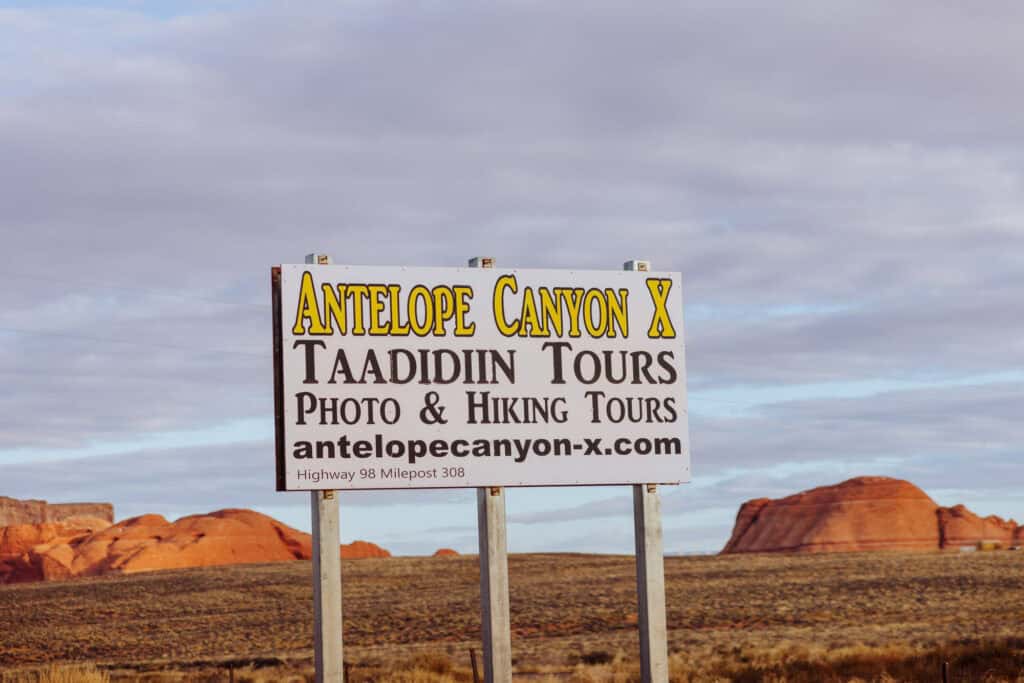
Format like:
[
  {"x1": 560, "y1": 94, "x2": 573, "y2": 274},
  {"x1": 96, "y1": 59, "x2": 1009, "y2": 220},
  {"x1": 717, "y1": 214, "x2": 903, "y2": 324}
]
[{"x1": 1, "y1": 0, "x2": 1021, "y2": 555}]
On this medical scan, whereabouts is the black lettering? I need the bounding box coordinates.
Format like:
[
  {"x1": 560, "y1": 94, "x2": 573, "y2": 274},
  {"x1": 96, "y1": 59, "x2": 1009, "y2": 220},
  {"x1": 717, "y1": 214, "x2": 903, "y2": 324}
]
[
  {"x1": 293, "y1": 340, "x2": 326, "y2": 384},
  {"x1": 358, "y1": 350, "x2": 386, "y2": 384},
  {"x1": 542, "y1": 341, "x2": 572, "y2": 384},
  {"x1": 328, "y1": 349, "x2": 355, "y2": 384},
  {"x1": 657, "y1": 351, "x2": 678, "y2": 384},
  {"x1": 389, "y1": 349, "x2": 417, "y2": 384}
]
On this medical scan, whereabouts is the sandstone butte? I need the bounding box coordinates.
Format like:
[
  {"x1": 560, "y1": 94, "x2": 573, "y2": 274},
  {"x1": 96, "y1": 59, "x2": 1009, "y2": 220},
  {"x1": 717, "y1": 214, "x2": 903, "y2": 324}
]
[
  {"x1": 433, "y1": 548, "x2": 460, "y2": 557},
  {"x1": 0, "y1": 507, "x2": 389, "y2": 584},
  {"x1": 0, "y1": 496, "x2": 113, "y2": 527},
  {"x1": 722, "y1": 476, "x2": 1022, "y2": 554}
]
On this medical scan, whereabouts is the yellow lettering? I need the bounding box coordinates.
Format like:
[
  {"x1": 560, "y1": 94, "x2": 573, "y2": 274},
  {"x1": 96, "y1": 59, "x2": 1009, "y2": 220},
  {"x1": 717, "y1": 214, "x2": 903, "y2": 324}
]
[
  {"x1": 518, "y1": 287, "x2": 547, "y2": 337},
  {"x1": 493, "y1": 275, "x2": 520, "y2": 336},
  {"x1": 539, "y1": 288, "x2": 563, "y2": 337},
  {"x1": 432, "y1": 286, "x2": 455, "y2": 336},
  {"x1": 453, "y1": 286, "x2": 476, "y2": 336},
  {"x1": 408, "y1": 285, "x2": 433, "y2": 336},
  {"x1": 367, "y1": 285, "x2": 389, "y2": 335},
  {"x1": 292, "y1": 271, "x2": 328, "y2": 335},
  {"x1": 346, "y1": 284, "x2": 369, "y2": 335},
  {"x1": 387, "y1": 285, "x2": 410, "y2": 335},
  {"x1": 320, "y1": 284, "x2": 347, "y2": 335},
  {"x1": 560, "y1": 288, "x2": 584, "y2": 337},
  {"x1": 646, "y1": 278, "x2": 677, "y2": 338},
  {"x1": 582, "y1": 289, "x2": 607, "y2": 337},
  {"x1": 607, "y1": 289, "x2": 628, "y2": 338}
]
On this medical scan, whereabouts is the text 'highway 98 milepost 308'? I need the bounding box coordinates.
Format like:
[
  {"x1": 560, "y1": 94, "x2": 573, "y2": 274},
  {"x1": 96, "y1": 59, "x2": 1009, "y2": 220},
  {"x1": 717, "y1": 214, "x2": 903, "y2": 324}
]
[{"x1": 271, "y1": 265, "x2": 690, "y2": 491}]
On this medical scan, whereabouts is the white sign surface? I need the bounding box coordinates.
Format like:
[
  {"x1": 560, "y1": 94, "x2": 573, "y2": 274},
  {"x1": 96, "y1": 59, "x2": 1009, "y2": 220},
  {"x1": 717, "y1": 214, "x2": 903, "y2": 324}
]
[{"x1": 273, "y1": 265, "x2": 690, "y2": 490}]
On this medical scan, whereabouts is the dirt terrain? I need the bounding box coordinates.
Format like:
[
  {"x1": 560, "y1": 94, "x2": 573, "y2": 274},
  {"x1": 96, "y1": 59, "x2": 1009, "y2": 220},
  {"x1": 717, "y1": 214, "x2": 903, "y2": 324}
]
[{"x1": 1, "y1": 551, "x2": 1022, "y2": 679}]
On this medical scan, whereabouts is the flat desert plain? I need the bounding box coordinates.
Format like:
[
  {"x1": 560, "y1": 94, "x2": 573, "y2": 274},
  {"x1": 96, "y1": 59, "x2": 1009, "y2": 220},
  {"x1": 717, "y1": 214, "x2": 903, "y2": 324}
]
[{"x1": 1, "y1": 551, "x2": 1022, "y2": 681}]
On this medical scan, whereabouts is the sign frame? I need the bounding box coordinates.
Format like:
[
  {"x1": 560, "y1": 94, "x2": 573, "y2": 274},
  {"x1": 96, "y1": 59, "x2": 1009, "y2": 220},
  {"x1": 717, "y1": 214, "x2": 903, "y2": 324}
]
[{"x1": 271, "y1": 264, "x2": 689, "y2": 493}]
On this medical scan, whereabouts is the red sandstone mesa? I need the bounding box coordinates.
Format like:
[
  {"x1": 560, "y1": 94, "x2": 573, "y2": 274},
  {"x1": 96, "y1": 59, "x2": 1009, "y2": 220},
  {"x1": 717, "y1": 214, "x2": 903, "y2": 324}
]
[
  {"x1": 722, "y1": 476, "x2": 1021, "y2": 554},
  {"x1": 0, "y1": 496, "x2": 113, "y2": 527},
  {"x1": 938, "y1": 504, "x2": 1019, "y2": 549},
  {"x1": 433, "y1": 548, "x2": 459, "y2": 557},
  {"x1": 0, "y1": 508, "x2": 389, "y2": 584}
]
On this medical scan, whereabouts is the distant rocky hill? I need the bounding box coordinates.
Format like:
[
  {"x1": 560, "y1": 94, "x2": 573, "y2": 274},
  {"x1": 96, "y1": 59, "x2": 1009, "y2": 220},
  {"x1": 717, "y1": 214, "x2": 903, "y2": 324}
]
[
  {"x1": 0, "y1": 507, "x2": 390, "y2": 584},
  {"x1": 722, "y1": 476, "x2": 1022, "y2": 554},
  {"x1": 0, "y1": 496, "x2": 113, "y2": 527}
]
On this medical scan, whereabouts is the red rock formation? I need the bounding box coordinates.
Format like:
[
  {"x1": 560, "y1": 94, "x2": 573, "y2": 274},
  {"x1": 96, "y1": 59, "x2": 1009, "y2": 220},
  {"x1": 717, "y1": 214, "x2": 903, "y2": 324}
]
[
  {"x1": 0, "y1": 496, "x2": 113, "y2": 527},
  {"x1": 0, "y1": 517, "x2": 112, "y2": 583},
  {"x1": 0, "y1": 517, "x2": 110, "y2": 556},
  {"x1": 66, "y1": 510, "x2": 314, "y2": 577},
  {"x1": 0, "y1": 508, "x2": 389, "y2": 584},
  {"x1": 938, "y1": 505, "x2": 1019, "y2": 549},
  {"x1": 0, "y1": 497, "x2": 48, "y2": 526},
  {"x1": 723, "y1": 477, "x2": 1021, "y2": 554},
  {"x1": 721, "y1": 498, "x2": 771, "y2": 553},
  {"x1": 46, "y1": 503, "x2": 115, "y2": 524},
  {"x1": 341, "y1": 540, "x2": 391, "y2": 559},
  {"x1": 723, "y1": 477, "x2": 941, "y2": 554},
  {"x1": 433, "y1": 548, "x2": 459, "y2": 557}
]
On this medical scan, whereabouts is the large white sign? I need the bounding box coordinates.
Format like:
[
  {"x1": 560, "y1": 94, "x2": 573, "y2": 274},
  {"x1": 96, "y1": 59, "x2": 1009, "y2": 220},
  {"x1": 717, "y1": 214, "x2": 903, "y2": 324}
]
[{"x1": 272, "y1": 264, "x2": 690, "y2": 490}]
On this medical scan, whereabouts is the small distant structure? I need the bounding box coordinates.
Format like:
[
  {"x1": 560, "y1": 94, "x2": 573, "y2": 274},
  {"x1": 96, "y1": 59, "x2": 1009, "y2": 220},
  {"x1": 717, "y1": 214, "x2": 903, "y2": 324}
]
[{"x1": 976, "y1": 540, "x2": 1003, "y2": 552}]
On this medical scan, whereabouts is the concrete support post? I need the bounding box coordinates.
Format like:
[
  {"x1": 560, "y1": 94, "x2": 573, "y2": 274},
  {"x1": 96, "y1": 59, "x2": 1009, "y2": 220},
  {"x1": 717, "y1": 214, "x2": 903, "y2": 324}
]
[
  {"x1": 469, "y1": 256, "x2": 512, "y2": 683},
  {"x1": 633, "y1": 484, "x2": 669, "y2": 682},
  {"x1": 306, "y1": 252, "x2": 344, "y2": 683},
  {"x1": 624, "y1": 258, "x2": 669, "y2": 683}
]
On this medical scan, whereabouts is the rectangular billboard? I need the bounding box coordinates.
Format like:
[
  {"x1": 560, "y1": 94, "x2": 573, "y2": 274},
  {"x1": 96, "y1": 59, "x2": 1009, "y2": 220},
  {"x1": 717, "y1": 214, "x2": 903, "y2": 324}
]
[{"x1": 272, "y1": 264, "x2": 689, "y2": 490}]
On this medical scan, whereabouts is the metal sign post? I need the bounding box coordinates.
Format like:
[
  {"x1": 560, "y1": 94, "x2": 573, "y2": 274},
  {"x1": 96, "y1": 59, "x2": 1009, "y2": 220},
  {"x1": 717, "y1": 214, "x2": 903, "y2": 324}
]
[
  {"x1": 625, "y1": 259, "x2": 670, "y2": 683},
  {"x1": 469, "y1": 256, "x2": 513, "y2": 683},
  {"x1": 306, "y1": 253, "x2": 344, "y2": 683}
]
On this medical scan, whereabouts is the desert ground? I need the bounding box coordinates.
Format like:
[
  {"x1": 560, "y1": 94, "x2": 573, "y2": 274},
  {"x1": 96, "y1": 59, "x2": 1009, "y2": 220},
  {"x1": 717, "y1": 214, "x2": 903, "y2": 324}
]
[{"x1": 1, "y1": 551, "x2": 1022, "y2": 682}]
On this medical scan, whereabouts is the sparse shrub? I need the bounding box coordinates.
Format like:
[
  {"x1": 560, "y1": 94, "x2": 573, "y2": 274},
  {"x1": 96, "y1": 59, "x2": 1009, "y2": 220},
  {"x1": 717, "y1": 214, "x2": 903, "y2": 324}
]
[
  {"x1": 408, "y1": 653, "x2": 454, "y2": 675},
  {"x1": 117, "y1": 673, "x2": 184, "y2": 682},
  {"x1": 342, "y1": 653, "x2": 473, "y2": 683},
  {"x1": 568, "y1": 651, "x2": 639, "y2": 683},
  {"x1": 10, "y1": 664, "x2": 111, "y2": 683},
  {"x1": 580, "y1": 651, "x2": 614, "y2": 665}
]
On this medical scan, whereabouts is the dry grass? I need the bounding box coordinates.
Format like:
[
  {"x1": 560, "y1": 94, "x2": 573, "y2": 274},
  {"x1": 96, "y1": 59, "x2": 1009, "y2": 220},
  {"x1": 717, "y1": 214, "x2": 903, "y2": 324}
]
[
  {"x1": 4, "y1": 643, "x2": 1024, "y2": 682},
  {"x1": 0, "y1": 551, "x2": 1021, "y2": 681},
  {"x1": 1, "y1": 664, "x2": 110, "y2": 683}
]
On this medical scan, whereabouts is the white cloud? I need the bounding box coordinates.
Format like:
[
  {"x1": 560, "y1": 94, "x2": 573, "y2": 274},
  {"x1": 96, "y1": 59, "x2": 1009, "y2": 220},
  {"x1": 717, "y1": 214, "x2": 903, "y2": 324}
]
[{"x1": 1, "y1": 0, "x2": 1022, "y2": 553}]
